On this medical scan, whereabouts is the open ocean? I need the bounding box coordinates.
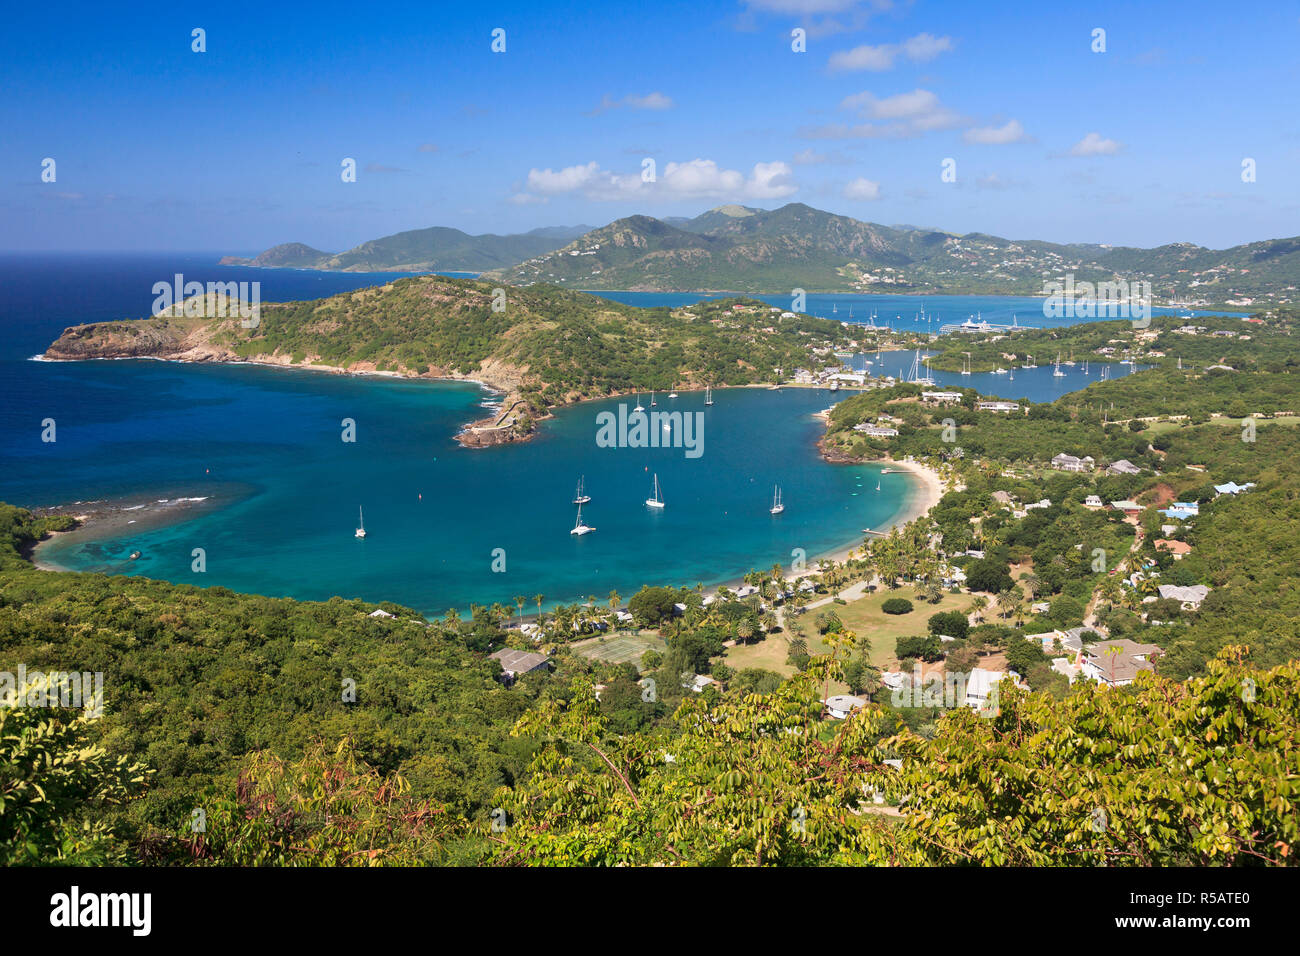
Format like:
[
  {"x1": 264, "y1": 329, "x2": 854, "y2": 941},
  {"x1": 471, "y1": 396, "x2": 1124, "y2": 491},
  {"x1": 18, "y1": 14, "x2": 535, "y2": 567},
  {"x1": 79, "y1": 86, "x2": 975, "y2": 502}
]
[{"x1": 0, "y1": 253, "x2": 1224, "y2": 615}]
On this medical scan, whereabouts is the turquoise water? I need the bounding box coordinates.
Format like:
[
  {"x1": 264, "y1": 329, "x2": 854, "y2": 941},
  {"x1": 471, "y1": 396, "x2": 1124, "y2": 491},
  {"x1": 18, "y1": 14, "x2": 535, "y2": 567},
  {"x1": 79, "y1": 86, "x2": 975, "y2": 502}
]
[
  {"x1": 0, "y1": 254, "x2": 1205, "y2": 616},
  {"x1": 31, "y1": 370, "x2": 911, "y2": 614}
]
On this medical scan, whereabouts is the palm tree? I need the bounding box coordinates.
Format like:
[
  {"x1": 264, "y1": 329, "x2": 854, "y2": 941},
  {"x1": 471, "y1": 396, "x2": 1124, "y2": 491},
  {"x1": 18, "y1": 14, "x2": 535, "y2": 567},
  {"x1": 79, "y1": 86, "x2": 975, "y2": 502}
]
[
  {"x1": 514, "y1": 595, "x2": 526, "y2": 626},
  {"x1": 970, "y1": 595, "x2": 988, "y2": 623},
  {"x1": 736, "y1": 621, "x2": 755, "y2": 645},
  {"x1": 533, "y1": 593, "x2": 545, "y2": 628}
]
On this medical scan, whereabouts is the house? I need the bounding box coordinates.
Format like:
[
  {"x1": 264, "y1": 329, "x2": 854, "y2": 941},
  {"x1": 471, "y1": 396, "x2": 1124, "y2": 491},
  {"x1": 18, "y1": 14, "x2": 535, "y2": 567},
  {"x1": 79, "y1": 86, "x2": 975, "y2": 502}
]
[
  {"x1": 940, "y1": 566, "x2": 967, "y2": 587},
  {"x1": 963, "y1": 669, "x2": 1004, "y2": 710},
  {"x1": 922, "y1": 390, "x2": 964, "y2": 404},
  {"x1": 1157, "y1": 584, "x2": 1209, "y2": 609},
  {"x1": 1160, "y1": 506, "x2": 1198, "y2": 521},
  {"x1": 1031, "y1": 602, "x2": 1051, "y2": 614},
  {"x1": 1110, "y1": 500, "x2": 1143, "y2": 515},
  {"x1": 683, "y1": 674, "x2": 718, "y2": 693},
  {"x1": 1106, "y1": 459, "x2": 1142, "y2": 475},
  {"x1": 964, "y1": 548, "x2": 986, "y2": 559},
  {"x1": 490, "y1": 648, "x2": 551, "y2": 684},
  {"x1": 1171, "y1": 501, "x2": 1200, "y2": 515},
  {"x1": 1024, "y1": 498, "x2": 1052, "y2": 510},
  {"x1": 878, "y1": 671, "x2": 907, "y2": 692},
  {"x1": 1154, "y1": 539, "x2": 1192, "y2": 559},
  {"x1": 991, "y1": 490, "x2": 1013, "y2": 506},
  {"x1": 977, "y1": 400, "x2": 1019, "y2": 412},
  {"x1": 367, "y1": 608, "x2": 394, "y2": 618},
  {"x1": 1084, "y1": 494, "x2": 1104, "y2": 508},
  {"x1": 823, "y1": 694, "x2": 866, "y2": 719},
  {"x1": 1079, "y1": 639, "x2": 1161, "y2": 687},
  {"x1": 1214, "y1": 481, "x2": 1256, "y2": 496},
  {"x1": 853, "y1": 423, "x2": 900, "y2": 438},
  {"x1": 1051, "y1": 453, "x2": 1095, "y2": 472}
]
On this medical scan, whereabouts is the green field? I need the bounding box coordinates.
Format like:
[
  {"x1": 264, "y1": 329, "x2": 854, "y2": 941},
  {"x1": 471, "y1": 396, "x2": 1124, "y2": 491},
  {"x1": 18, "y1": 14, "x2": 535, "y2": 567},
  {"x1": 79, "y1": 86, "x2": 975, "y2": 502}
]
[{"x1": 817, "y1": 589, "x2": 976, "y2": 667}]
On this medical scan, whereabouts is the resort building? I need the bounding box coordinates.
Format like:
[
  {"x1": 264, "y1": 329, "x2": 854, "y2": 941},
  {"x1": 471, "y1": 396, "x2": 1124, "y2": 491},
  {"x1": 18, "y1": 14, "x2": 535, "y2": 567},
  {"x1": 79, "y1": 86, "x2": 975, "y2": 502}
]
[
  {"x1": 1079, "y1": 639, "x2": 1161, "y2": 688},
  {"x1": 1084, "y1": 494, "x2": 1104, "y2": 508},
  {"x1": 1106, "y1": 459, "x2": 1142, "y2": 475},
  {"x1": 922, "y1": 390, "x2": 964, "y2": 404},
  {"x1": 1214, "y1": 481, "x2": 1256, "y2": 496},
  {"x1": 1051, "y1": 453, "x2": 1095, "y2": 472},
  {"x1": 853, "y1": 423, "x2": 900, "y2": 437},
  {"x1": 823, "y1": 695, "x2": 867, "y2": 719},
  {"x1": 490, "y1": 648, "x2": 551, "y2": 685},
  {"x1": 1154, "y1": 539, "x2": 1193, "y2": 559},
  {"x1": 1157, "y1": 584, "x2": 1210, "y2": 609},
  {"x1": 976, "y1": 400, "x2": 1019, "y2": 412}
]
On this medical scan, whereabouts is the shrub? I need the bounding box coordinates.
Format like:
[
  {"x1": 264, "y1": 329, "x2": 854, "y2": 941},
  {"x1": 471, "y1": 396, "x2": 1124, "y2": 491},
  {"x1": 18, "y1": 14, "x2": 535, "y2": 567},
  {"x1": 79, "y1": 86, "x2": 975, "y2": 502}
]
[{"x1": 881, "y1": 597, "x2": 914, "y2": 615}]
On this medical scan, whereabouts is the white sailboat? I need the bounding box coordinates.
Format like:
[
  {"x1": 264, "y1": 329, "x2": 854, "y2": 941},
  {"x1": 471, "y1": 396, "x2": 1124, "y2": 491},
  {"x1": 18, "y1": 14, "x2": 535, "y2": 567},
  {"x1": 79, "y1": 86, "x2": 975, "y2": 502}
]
[
  {"x1": 769, "y1": 485, "x2": 784, "y2": 515},
  {"x1": 571, "y1": 506, "x2": 595, "y2": 535},
  {"x1": 645, "y1": 473, "x2": 665, "y2": 509},
  {"x1": 705, "y1": 385, "x2": 713, "y2": 406},
  {"x1": 634, "y1": 393, "x2": 645, "y2": 413},
  {"x1": 355, "y1": 506, "x2": 366, "y2": 539},
  {"x1": 1053, "y1": 353, "x2": 1065, "y2": 377},
  {"x1": 573, "y1": 476, "x2": 591, "y2": 505},
  {"x1": 961, "y1": 351, "x2": 972, "y2": 376},
  {"x1": 650, "y1": 389, "x2": 657, "y2": 407},
  {"x1": 669, "y1": 389, "x2": 678, "y2": 399}
]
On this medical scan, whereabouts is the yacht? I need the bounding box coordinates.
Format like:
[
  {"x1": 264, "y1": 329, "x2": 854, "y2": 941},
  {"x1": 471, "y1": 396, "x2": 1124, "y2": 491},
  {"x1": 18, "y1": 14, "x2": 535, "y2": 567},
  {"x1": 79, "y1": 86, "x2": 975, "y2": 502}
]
[
  {"x1": 669, "y1": 390, "x2": 678, "y2": 399},
  {"x1": 355, "y1": 506, "x2": 366, "y2": 539},
  {"x1": 645, "y1": 474, "x2": 665, "y2": 509},
  {"x1": 1053, "y1": 353, "x2": 1065, "y2": 377},
  {"x1": 571, "y1": 506, "x2": 595, "y2": 535},
  {"x1": 634, "y1": 393, "x2": 645, "y2": 413},
  {"x1": 769, "y1": 485, "x2": 784, "y2": 515},
  {"x1": 705, "y1": 386, "x2": 714, "y2": 406},
  {"x1": 572, "y1": 476, "x2": 591, "y2": 505}
]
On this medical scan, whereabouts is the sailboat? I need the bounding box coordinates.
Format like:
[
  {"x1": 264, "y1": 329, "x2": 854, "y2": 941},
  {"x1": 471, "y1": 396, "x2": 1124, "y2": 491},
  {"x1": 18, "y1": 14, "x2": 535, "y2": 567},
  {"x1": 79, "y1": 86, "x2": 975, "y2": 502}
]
[
  {"x1": 769, "y1": 485, "x2": 784, "y2": 515},
  {"x1": 705, "y1": 386, "x2": 713, "y2": 406},
  {"x1": 1023, "y1": 353, "x2": 1037, "y2": 369},
  {"x1": 634, "y1": 393, "x2": 645, "y2": 413},
  {"x1": 960, "y1": 352, "x2": 972, "y2": 376},
  {"x1": 875, "y1": 478, "x2": 881, "y2": 492},
  {"x1": 355, "y1": 506, "x2": 366, "y2": 539},
  {"x1": 573, "y1": 476, "x2": 591, "y2": 505},
  {"x1": 570, "y1": 506, "x2": 595, "y2": 535},
  {"x1": 1053, "y1": 353, "x2": 1065, "y2": 377},
  {"x1": 650, "y1": 389, "x2": 657, "y2": 407},
  {"x1": 645, "y1": 473, "x2": 665, "y2": 509},
  {"x1": 669, "y1": 388, "x2": 678, "y2": 399}
]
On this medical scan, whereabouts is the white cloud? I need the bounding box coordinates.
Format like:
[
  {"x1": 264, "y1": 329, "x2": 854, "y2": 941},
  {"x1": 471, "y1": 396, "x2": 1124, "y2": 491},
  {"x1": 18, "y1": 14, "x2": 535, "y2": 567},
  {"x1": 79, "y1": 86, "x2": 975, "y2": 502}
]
[
  {"x1": 518, "y1": 159, "x2": 797, "y2": 202},
  {"x1": 1070, "y1": 132, "x2": 1123, "y2": 156},
  {"x1": 963, "y1": 119, "x2": 1029, "y2": 144},
  {"x1": 586, "y1": 91, "x2": 675, "y2": 116},
  {"x1": 417, "y1": 143, "x2": 439, "y2": 153},
  {"x1": 828, "y1": 33, "x2": 954, "y2": 72},
  {"x1": 826, "y1": 88, "x2": 963, "y2": 137},
  {"x1": 900, "y1": 33, "x2": 954, "y2": 62},
  {"x1": 828, "y1": 44, "x2": 897, "y2": 72},
  {"x1": 844, "y1": 177, "x2": 882, "y2": 200},
  {"x1": 526, "y1": 161, "x2": 603, "y2": 194}
]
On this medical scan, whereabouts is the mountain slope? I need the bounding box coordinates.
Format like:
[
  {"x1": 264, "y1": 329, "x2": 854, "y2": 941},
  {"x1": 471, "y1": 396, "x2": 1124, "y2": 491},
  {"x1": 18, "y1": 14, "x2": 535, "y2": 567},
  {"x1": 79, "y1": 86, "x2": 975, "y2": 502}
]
[{"x1": 484, "y1": 203, "x2": 1300, "y2": 304}]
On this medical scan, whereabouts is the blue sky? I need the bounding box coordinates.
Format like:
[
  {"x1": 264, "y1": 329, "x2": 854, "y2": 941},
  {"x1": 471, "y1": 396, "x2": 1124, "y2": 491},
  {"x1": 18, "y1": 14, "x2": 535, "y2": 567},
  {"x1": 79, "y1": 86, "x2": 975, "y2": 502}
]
[{"x1": 3, "y1": 0, "x2": 1298, "y2": 252}]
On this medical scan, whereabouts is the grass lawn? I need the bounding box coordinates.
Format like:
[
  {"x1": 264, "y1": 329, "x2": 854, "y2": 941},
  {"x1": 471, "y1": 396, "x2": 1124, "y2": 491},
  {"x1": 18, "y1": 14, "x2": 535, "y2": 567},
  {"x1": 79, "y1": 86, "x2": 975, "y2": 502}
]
[
  {"x1": 813, "y1": 588, "x2": 977, "y2": 668},
  {"x1": 724, "y1": 634, "x2": 796, "y2": 677}
]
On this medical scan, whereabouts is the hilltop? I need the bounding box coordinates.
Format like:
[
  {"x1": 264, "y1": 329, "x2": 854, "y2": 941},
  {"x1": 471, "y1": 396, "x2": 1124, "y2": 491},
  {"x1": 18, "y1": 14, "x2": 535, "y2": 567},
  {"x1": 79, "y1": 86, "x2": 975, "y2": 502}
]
[
  {"x1": 486, "y1": 203, "x2": 1300, "y2": 305},
  {"x1": 42, "y1": 276, "x2": 856, "y2": 445}
]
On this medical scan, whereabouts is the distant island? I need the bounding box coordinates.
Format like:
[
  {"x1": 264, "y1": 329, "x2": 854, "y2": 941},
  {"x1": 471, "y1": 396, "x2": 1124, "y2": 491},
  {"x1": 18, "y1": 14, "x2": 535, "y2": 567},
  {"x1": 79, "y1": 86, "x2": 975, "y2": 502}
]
[{"x1": 225, "y1": 202, "x2": 1300, "y2": 309}]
